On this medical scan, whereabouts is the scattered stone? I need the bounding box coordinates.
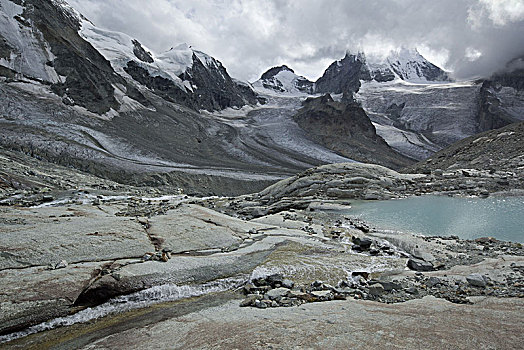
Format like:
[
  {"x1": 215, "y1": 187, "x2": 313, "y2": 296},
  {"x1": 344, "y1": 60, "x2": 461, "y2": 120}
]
[
  {"x1": 466, "y1": 274, "x2": 487, "y2": 288},
  {"x1": 353, "y1": 237, "x2": 373, "y2": 250},
  {"x1": 310, "y1": 290, "x2": 334, "y2": 301},
  {"x1": 405, "y1": 287, "x2": 419, "y2": 295},
  {"x1": 254, "y1": 300, "x2": 268, "y2": 309},
  {"x1": 55, "y1": 260, "x2": 68, "y2": 269},
  {"x1": 426, "y1": 277, "x2": 441, "y2": 288},
  {"x1": 265, "y1": 287, "x2": 291, "y2": 300},
  {"x1": 240, "y1": 294, "x2": 262, "y2": 307},
  {"x1": 267, "y1": 274, "x2": 284, "y2": 288},
  {"x1": 351, "y1": 271, "x2": 370, "y2": 280},
  {"x1": 282, "y1": 279, "x2": 295, "y2": 289},
  {"x1": 377, "y1": 281, "x2": 402, "y2": 291}
]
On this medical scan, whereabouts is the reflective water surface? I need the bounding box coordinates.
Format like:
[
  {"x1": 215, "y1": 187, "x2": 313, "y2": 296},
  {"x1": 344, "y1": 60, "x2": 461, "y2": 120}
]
[{"x1": 349, "y1": 196, "x2": 524, "y2": 243}]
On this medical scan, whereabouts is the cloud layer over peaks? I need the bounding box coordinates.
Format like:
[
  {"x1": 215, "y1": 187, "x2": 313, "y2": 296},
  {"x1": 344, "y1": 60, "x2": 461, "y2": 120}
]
[{"x1": 68, "y1": 0, "x2": 524, "y2": 82}]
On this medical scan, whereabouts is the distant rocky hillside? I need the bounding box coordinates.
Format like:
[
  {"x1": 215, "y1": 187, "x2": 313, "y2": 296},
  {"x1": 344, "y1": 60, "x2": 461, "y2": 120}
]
[
  {"x1": 293, "y1": 94, "x2": 414, "y2": 170},
  {"x1": 406, "y1": 121, "x2": 524, "y2": 175}
]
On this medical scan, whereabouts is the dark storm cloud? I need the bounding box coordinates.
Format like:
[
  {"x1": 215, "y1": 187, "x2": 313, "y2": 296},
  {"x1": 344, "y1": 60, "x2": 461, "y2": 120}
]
[{"x1": 68, "y1": 0, "x2": 524, "y2": 81}]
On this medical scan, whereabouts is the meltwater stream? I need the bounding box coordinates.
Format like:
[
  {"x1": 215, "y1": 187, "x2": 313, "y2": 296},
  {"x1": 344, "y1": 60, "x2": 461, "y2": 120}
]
[
  {"x1": 348, "y1": 196, "x2": 524, "y2": 243},
  {"x1": 0, "y1": 277, "x2": 246, "y2": 344}
]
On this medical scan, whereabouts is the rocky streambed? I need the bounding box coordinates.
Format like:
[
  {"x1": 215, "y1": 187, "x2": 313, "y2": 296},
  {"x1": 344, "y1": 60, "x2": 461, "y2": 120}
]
[{"x1": 1, "y1": 159, "x2": 523, "y2": 348}]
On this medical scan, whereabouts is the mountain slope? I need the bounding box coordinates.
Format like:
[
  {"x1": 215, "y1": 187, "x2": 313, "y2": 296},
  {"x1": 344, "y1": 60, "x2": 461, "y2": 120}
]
[
  {"x1": 477, "y1": 56, "x2": 524, "y2": 131},
  {"x1": 0, "y1": 0, "x2": 258, "y2": 113},
  {"x1": 406, "y1": 121, "x2": 524, "y2": 175}
]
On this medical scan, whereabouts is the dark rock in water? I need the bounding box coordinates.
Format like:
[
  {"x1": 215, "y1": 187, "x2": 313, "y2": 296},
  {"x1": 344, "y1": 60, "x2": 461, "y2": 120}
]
[
  {"x1": 368, "y1": 283, "x2": 385, "y2": 296},
  {"x1": 42, "y1": 195, "x2": 54, "y2": 202},
  {"x1": 267, "y1": 274, "x2": 284, "y2": 288},
  {"x1": 407, "y1": 258, "x2": 434, "y2": 272},
  {"x1": 466, "y1": 273, "x2": 487, "y2": 288},
  {"x1": 353, "y1": 237, "x2": 372, "y2": 250}
]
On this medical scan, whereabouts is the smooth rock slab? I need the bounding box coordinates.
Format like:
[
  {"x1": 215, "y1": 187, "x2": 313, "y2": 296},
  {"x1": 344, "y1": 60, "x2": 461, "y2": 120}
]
[
  {"x1": 0, "y1": 261, "x2": 104, "y2": 334},
  {"x1": 0, "y1": 205, "x2": 152, "y2": 269},
  {"x1": 62, "y1": 297, "x2": 524, "y2": 350},
  {"x1": 147, "y1": 205, "x2": 251, "y2": 253}
]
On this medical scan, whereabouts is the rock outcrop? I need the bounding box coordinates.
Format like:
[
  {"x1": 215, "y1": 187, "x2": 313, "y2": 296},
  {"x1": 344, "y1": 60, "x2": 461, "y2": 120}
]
[{"x1": 293, "y1": 94, "x2": 415, "y2": 170}]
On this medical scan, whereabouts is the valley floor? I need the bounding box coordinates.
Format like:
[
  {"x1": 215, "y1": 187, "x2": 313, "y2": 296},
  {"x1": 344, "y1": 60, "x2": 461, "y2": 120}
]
[{"x1": 1, "y1": 148, "x2": 523, "y2": 349}]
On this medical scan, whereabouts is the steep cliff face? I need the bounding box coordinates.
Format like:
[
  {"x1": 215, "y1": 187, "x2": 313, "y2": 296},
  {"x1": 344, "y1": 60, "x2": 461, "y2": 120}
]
[
  {"x1": 0, "y1": 0, "x2": 126, "y2": 114},
  {"x1": 293, "y1": 94, "x2": 415, "y2": 170},
  {"x1": 314, "y1": 52, "x2": 365, "y2": 96},
  {"x1": 477, "y1": 57, "x2": 524, "y2": 132}
]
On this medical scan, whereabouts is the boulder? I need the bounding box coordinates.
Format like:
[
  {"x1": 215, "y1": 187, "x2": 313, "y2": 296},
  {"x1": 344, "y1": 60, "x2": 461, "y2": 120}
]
[
  {"x1": 426, "y1": 277, "x2": 441, "y2": 288},
  {"x1": 353, "y1": 237, "x2": 373, "y2": 250},
  {"x1": 368, "y1": 283, "x2": 385, "y2": 296},
  {"x1": 466, "y1": 274, "x2": 487, "y2": 288},
  {"x1": 407, "y1": 258, "x2": 434, "y2": 272}
]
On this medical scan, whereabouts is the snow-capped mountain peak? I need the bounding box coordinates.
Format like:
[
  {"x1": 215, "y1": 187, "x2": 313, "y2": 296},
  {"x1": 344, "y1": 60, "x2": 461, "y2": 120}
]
[
  {"x1": 253, "y1": 65, "x2": 314, "y2": 94},
  {"x1": 385, "y1": 47, "x2": 451, "y2": 83}
]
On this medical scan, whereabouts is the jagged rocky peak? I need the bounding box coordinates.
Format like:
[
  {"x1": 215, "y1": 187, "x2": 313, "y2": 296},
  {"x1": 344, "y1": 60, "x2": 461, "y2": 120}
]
[
  {"x1": 385, "y1": 47, "x2": 451, "y2": 83},
  {"x1": 314, "y1": 51, "x2": 367, "y2": 95},
  {"x1": 254, "y1": 64, "x2": 314, "y2": 94},
  {"x1": 260, "y1": 65, "x2": 294, "y2": 80},
  {"x1": 132, "y1": 39, "x2": 154, "y2": 63}
]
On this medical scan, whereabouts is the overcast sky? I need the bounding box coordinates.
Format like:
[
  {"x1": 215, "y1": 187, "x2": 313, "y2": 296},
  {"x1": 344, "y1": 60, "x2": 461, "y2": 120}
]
[{"x1": 68, "y1": 0, "x2": 524, "y2": 82}]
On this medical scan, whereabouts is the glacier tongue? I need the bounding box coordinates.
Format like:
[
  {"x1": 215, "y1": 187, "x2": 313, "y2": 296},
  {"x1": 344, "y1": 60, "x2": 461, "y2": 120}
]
[{"x1": 356, "y1": 80, "x2": 480, "y2": 160}]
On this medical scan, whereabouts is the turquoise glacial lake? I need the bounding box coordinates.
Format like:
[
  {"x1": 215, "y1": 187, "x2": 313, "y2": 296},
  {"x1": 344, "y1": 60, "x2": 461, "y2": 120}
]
[{"x1": 348, "y1": 196, "x2": 524, "y2": 243}]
